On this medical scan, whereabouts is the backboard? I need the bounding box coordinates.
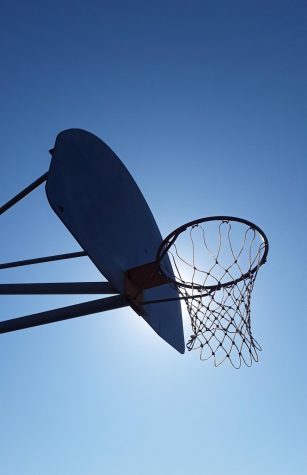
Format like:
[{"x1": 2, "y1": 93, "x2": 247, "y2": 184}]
[{"x1": 45, "y1": 129, "x2": 185, "y2": 353}]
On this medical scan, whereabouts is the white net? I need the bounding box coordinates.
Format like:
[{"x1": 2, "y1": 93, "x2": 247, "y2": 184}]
[{"x1": 158, "y1": 217, "x2": 268, "y2": 368}]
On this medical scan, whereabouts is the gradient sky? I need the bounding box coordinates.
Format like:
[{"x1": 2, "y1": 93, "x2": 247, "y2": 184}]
[{"x1": 0, "y1": 1, "x2": 306, "y2": 474}]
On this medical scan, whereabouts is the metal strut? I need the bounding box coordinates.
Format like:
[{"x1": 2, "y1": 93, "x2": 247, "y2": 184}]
[
  {"x1": 0, "y1": 251, "x2": 87, "y2": 270},
  {"x1": 0, "y1": 171, "x2": 131, "y2": 335},
  {"x1": 0, "y1": 282, "x2": 118, "y2": 295},
  {"x1": 0, "y1": 172, "x2": 48, "y2": 216},
  {"x1": 0, "y1": 295, "x2": 129, "y2": 334}
]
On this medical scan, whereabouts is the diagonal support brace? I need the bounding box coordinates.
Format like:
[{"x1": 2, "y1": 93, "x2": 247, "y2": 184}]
[
  {"x1": 0, "y1": 295, "x2": 129, "y2": 334},
  {"x1": 0, "y1": 282, "x2": 118, "y2": 295}
]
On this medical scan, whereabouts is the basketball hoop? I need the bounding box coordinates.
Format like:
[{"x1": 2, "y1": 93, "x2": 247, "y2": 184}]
[
  {"x1": 0, "y1": 130, "x2": 269, "y2": 362},
  {"x1": 156, "y1": 216, "x2": 269, "y2": 368}
]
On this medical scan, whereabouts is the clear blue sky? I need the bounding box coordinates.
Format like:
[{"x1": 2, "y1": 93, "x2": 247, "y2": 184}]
[{"x1": 0, "y1": 1, "x2": 306, "y2": 474}]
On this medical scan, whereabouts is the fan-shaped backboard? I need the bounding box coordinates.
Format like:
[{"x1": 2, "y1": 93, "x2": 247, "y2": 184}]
[{"x1": 46, "y1": 129, "x2": 185, "y2": 353}]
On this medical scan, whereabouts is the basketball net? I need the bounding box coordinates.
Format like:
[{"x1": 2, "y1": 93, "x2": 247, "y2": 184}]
[{"x1": 157, "y1": 217, "x2": 268, "y2": 368}]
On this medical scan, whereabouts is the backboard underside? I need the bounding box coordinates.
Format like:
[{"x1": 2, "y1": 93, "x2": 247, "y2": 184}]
[{"x1": 46, "y1": 129, "x2": 185, "y2": 354}]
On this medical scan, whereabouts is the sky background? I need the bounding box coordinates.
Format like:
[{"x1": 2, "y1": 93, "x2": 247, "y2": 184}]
[{"x1": 0, "y1": 1, "x2": 306, "y2": 474}]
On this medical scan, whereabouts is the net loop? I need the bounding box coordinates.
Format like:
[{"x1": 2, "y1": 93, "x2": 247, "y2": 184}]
[{"x1": 157, "y1": 216, "x2": 269, "y2": 368}]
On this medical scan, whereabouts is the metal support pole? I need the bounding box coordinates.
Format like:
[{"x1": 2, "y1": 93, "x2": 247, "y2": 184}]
[
  {"x1": 0, "y1": 282, "x2": 118, "y2": 295},
  {"x1": 0, "y1": 251, "x2": 87, "y2": 270},
  {"x1": 0, "y1": 295, "x2": 129, "y2": 334},
  {"x1": 0, "y1": 172, "x2": 48, "y2": 216}
]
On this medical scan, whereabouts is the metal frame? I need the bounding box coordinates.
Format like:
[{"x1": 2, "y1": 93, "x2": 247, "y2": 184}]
[
  {"x1": 0, "y1": 172, "x2": 48, "y2": 216},
  {"x1": 0, "y1": 173, "x2": 129, "y2": 334},
  {"x1": 0, "y1": 282, "x2": 117, "y2": 295},
  {"x1": 0, "y1": 295, "x2": 128, "y2": 334},
  {"x1": 0, "y1": 251, "x2": 86, "y2": 270}
]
